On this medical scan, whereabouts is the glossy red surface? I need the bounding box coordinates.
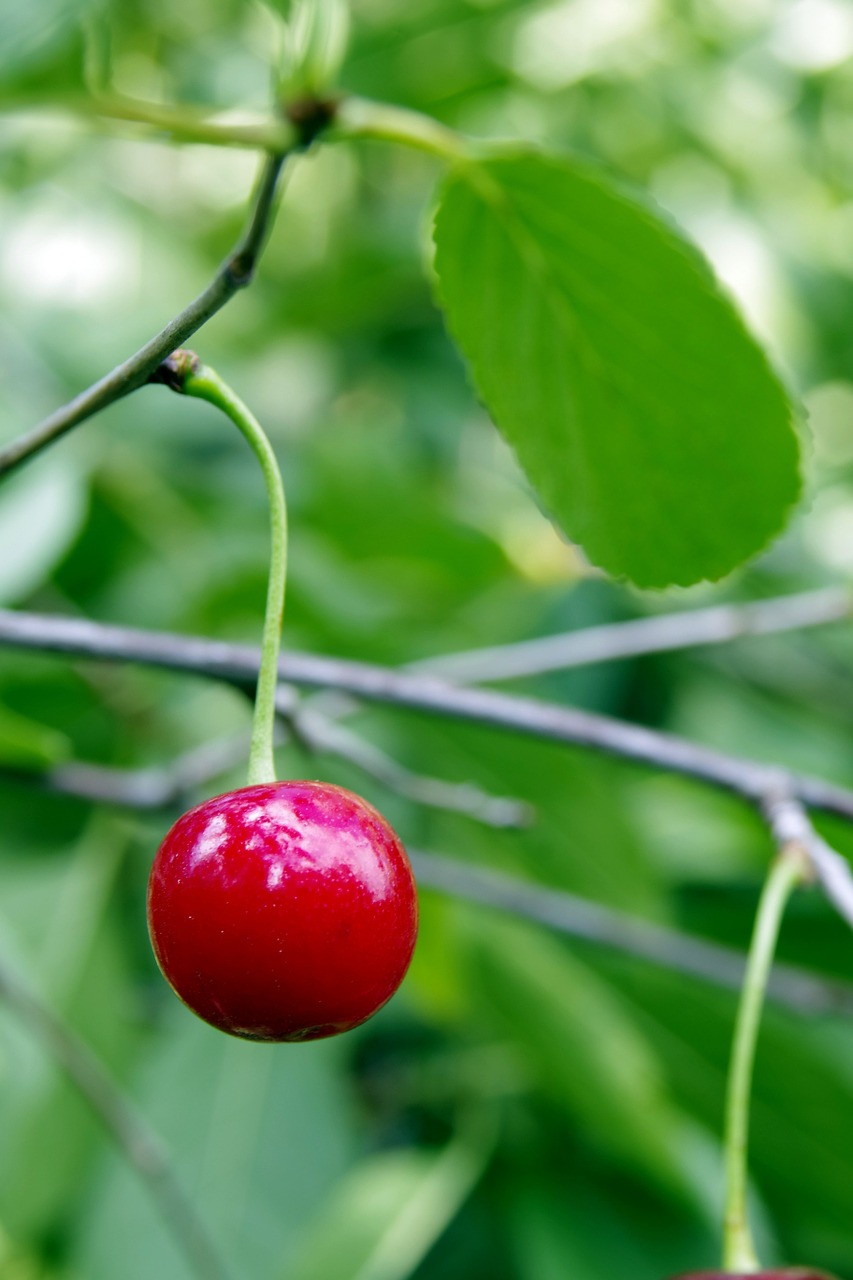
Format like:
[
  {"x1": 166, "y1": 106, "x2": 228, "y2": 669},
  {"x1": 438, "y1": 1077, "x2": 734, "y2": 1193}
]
[{"x1": 147, "y1": 780, "x2": 418, "y2": 1042}]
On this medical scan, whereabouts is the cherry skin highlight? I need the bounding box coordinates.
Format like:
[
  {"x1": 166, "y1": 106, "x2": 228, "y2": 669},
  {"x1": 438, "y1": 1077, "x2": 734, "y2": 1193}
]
[{"x1": 147, "y1": 780, "x2": 418, "y2": 1042}]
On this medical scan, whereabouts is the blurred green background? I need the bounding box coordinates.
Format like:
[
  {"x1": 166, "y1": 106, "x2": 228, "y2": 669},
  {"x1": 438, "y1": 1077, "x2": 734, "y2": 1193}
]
[{"x1": 3, "y1": 1, "x2": 853, "y2": 1277}]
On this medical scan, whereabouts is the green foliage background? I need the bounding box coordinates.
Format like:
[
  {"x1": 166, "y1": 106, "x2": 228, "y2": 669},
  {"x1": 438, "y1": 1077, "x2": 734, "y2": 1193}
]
[{"x1": 3, "y1": 1, "x2": 853, "y2": 1277}]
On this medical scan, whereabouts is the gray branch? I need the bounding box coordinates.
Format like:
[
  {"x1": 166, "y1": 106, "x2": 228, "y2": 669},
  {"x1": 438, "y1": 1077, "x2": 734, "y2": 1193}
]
[
  {"x1": 0, "y1": 956, "x2": 234, "y2": 1280},
  {"x1": 15, "y1": 700, "x2": 533, "y2": 830},
  {"x1": 279, "y1": 692, "x2": 533, "y2": 828},
  {"x1": 762, "y1": 790, "x2": 853, "y2": 929},
  {"x1": 0, "y1": 606, "x2": 850, "y2": 810},
  {"x1": 410, "y1": 851, "x2": 853, "y2": 1017},
  {"x1": 410, "y1": 587, "x2": 852, "y2": 683},
  {"x1": 3, "y1": 607, "x2": 853, "y2": 924},
  {"x1": 44, "y1": 733, "x2": 255, "y2": 809},
  {"x1": 14, "y1": 687, "x2": 530, "y2": 828},
  {"x1": 0, "y1": 150, "x2": 288, "y2": 478}
]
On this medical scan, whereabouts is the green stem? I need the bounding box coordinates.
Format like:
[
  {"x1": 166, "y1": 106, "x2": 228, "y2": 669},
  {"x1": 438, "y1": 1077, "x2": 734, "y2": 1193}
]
[
  {"x1": 0, "y1": 92, "x2": 469, "y2": 159},
  {"x1": 180, "y1": 359, "x2": 287, "y2": 786},
  {"x1": 97, "y1": 94, "x2": 298, "y2": 150},
  {"x1": 722, "y1": 846, "x2": 808, "y2": 1272},
  {"x1": 327, "y1": 96, "x2": 469, "y2": 161},
  {"x1": 0, "y1": 94, "x2": 298, "y2": 152},
  {"x1": 0, "y1": 151, "x2": 287, "y2": 479}
]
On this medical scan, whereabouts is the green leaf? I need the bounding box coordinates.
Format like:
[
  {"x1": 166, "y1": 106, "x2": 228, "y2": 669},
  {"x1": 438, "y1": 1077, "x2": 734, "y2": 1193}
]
[
  {"x1": 463, "y1": 913, "x2": 715, "y2": 1207},
  {"x1": 432, "y1": 150, "x2": 801, "y2": 588},
  {"x1": 0, "y1": 818, "x2": 132, "y2": 1237},
  {"x1": 287, "y1": 1115, "x2": 494, "y2": 1280},
  {"x1": 509, "y1": 1176, "x2": 712, "y2": 1280},
  {"x1": 0, "y1": 456, "x2": 87, "y2": 605},
  {"x1": 75, "y1": 1018, "x2": 358, "y2": 1280},
  {"x1": 0, "y1": 0, "x2": 87, "y2": 83},
  {"x1": 0, "y1": 703, "x2": 69, "y2": 768}
]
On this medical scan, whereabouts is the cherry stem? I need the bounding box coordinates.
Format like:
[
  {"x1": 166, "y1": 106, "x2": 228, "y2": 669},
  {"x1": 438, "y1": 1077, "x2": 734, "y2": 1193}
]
[
  {"x1": 722, "y1": 844, "x2": 809, "y2": 1272},
  {"x1": 180, "y1": 360, "x2": 287, "y2": 786}
]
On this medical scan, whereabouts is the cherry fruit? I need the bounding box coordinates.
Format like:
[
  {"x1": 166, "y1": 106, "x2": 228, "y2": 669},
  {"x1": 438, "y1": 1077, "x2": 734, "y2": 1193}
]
[{"x1": 147, "y1": 780, "x2": 418, "y2": 1042}]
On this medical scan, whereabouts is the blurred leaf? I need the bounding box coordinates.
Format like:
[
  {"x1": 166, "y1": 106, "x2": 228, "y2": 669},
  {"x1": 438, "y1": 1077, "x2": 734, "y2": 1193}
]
[
  {"x1": 0, "y1": 457, "x2": 87, "y2": 605},
  {"x1": 464, "y1": 913, "x2": 710, "y2": 1203},
  {"x1": 393, "y1": 718, "x2": 664, "y2": 913},
  {"x1": 0, "y1": 818, "x2": 132, "y2": 1236},
  {"x1": 74, "y1": 1017, "x2": 359, "y2": 1280},
  {"x1": 509, "y1": 1174, "x2": 712, "y2": 1280},
  {"x1": 277, "y1": 0, "x2": 351, "y2": 98},
  {"x1": 0, "y1": 0, "x2": 87, "y2": 84},
  {"x1": 432, "y1": 150, "x2": 801, "y2": 588},
  {"x1": 611, "y1": 961, "x2": 853, "y2": 1273},
  {"x1": 288, "y1": 1112, "x2": 494, "y2": 1280},
  {"x1": 0, "y1": 702, "x2": 69, "y2": 767}
]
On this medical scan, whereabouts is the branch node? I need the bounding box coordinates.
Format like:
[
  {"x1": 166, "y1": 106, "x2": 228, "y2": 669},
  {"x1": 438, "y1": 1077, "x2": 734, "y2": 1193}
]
[
  {"x1": 223, "y1": 251, "x2": 255, "y2": 288},
  {"x1": 0, "y1": 151, "x2": 286, "y2": 478},
  {"x1": 148, "y1": 348, "x2": 202, "y2": 393},
  {"x1": 284, "y1": 94, "x2": 339, "y2": 149},
  {"x1": 761, "y1": 790, "x2": 853, "y2": 925}
]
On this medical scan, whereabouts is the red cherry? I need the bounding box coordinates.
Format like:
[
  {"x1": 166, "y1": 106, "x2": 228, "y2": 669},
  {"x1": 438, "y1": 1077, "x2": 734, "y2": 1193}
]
[{"x1": 147, "y1": 780, "x2": 418, "y2": 1042}]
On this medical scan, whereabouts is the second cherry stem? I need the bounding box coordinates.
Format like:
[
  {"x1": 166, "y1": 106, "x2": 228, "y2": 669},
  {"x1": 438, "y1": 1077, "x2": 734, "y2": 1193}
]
[
  {"x1": 722, "y1": 842, "x2": 810, "y2": 1272},
  {"x1": 181, "y1": 361, "x2": 287, "y2": 786}
]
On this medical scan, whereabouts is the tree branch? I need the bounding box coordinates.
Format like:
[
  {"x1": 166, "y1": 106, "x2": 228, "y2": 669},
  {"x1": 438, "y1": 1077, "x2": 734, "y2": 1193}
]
[
  {"x1": 3, "y1": 607, "x2": 853, "y2": 924},
  {"x1": 411, "y1": 587, "x2": 853, "y2": 683},
  {"x1": 278, "y1": 691, "x2": 533, "y2": 828},
  {"x1": 330, "y1": 95, "x2": 467, "y2": 159},
  {"x1": 0, "y1": 150, "x2": 288, "y2": 478},
  {"x1": 761, "y1": 790, "x2": 853, "y2": 929},
  {"x1": 0, "y1": 955, "x2": 234, "y2": 1280},
  {"x1": 88, "y1": 95, "x2": 297, "y2": 151},
  {"x1": 39, "y1": 734, "x2": 255, "y2": 810},
  {"x1": 1, "y1": 92, "x2": 466, "y2": 160},
  {"x1": 4, "y1": 605, "x2": 853, "y2": 920},
  {"x1": 0, "y1": 89, "x2": 470, "y2": 480},
  {"x1": 404, "y1": 851, "x2": 853, "y2": 1016},
  {"x1": 8, "y1": 701, "x2": 532, "y2": 830},
  {"x1": 2, "y1": 606, "x2": 853, "y2": 811}
]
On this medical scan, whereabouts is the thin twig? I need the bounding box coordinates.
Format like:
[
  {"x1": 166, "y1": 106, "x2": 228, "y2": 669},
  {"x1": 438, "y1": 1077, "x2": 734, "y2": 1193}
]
[
  {"x1": 1, "y1": 92, "x2": 466, "y2": 159},
  {"x1": 89, "y1": 95, "x2": 297, "y2": 151},
  {"x1": 43, "y1": 734, "x2": 254, "y2": 810},
  {"x1": 6, "y1": 681, "x2": 530, "y2": 826},
  {"x1": 761, "y1": 790, "x2": 853, "y2": 929},
  {"x1": 331, "y1": 95, "x2": 467, "y2": 159},
  {"x1": 0, "y1": 956, "x2": 234, "y2": 1280},
  {"x1": 0, "y1": 607, "x2": 850, "y2": 810},
  {"x1": 3, "y1": 608, "x2": 853, "y2": 921},
  {"x1": 0, "y1": 90, "x2": 468, "y2": 481},
  {"x1": 410, "y1": 851, "x2": 853, "y2": 1016},
  {"x1": 410, "y1": 587, "x2": 853, "y2": 683},
  {"x1": 8, "y1": 703, "x2": 532, "y2": 829},
  {"x1": 0, "y1": 95, "x2": 296, "y2": 151},
  {"x1": 0, "y1": 151, "x2": 288, "y2": 478},
  {"x1": 279, "y1": 692, "x2": 533, "y2": 828}
]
